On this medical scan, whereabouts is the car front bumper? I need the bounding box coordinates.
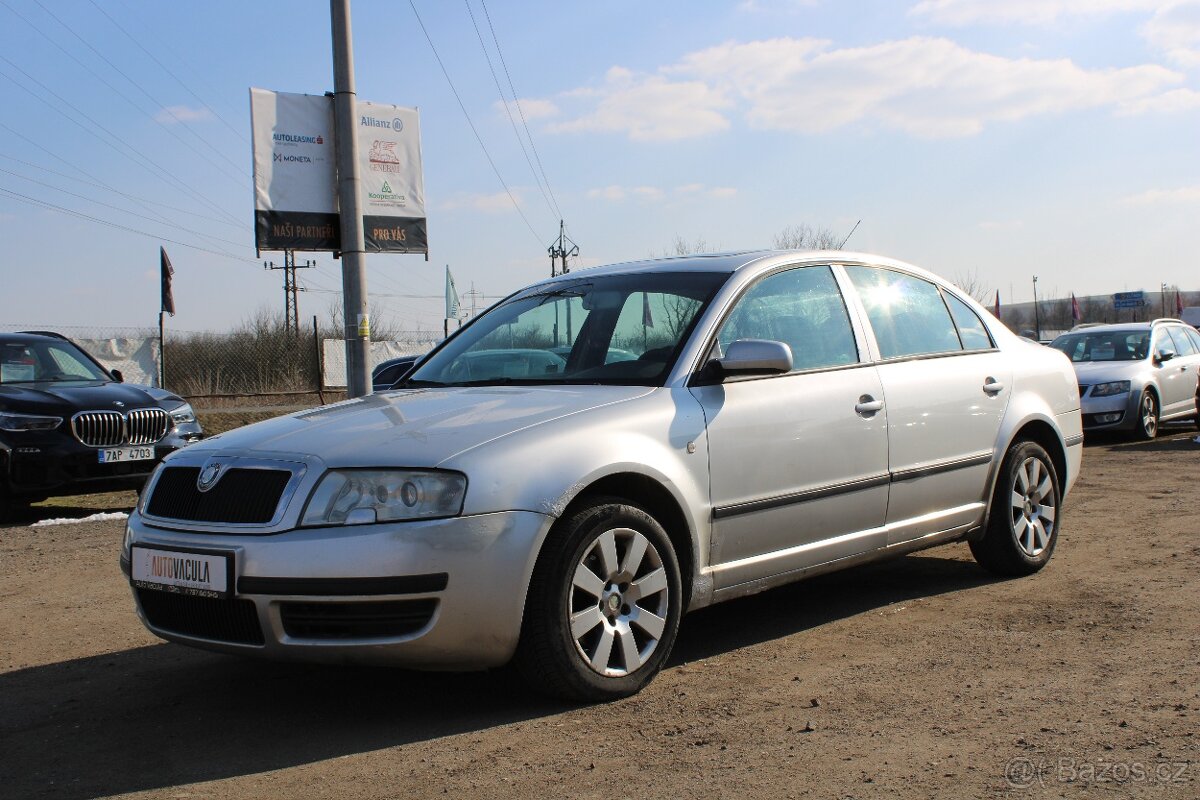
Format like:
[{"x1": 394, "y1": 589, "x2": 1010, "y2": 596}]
[
  {"x1": 1079, "y1": 390, "x2": 1139, "y2": 431},
  {"x1": 121, "y1": 508, "x2": 555, "y2": 670}
]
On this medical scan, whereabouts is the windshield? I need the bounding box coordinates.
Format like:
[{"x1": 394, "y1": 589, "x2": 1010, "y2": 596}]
[
  {"x1": 0, "y1": 339, "x2": 110, "y2": 384},
  {"x1": 1050, "y1": 330, "x2": 1150, "y2": 362},
  {"x1": 405, "y1": 271, "x2": 727, "y2": 387}
]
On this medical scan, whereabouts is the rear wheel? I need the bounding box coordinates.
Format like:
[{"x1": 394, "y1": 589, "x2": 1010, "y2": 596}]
[
  {"x1": 1134, "y1": 390, "x2": 1158, "y2": 440},
  {"x1": 515, "y1": 498, "x2": 682, "y2": 702},
  {"x1": 971, "y1": 440, "x2": 1061, "y2": 577}
]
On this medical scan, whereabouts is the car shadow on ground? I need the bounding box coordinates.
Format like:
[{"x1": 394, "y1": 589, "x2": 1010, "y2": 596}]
[
  {"x1": 1084, "y1": 424, "x2": 1199, "y2": 452},
  {"x1": 0, "y1": 551, "x2": 995, "y2": 799}
]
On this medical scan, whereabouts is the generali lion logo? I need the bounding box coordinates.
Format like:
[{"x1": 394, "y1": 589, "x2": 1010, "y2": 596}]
[
  {"x1": 196, "y1": 460, "x2": 225, "y2": 493},
  {"x1": 368, "y1": 140, "x2": 401, "y2": 173}
]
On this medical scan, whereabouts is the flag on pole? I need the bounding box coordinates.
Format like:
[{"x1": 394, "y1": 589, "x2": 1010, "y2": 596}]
[
  {"x1": 445, "y1": 266, "x2": 459, "y2": 319},
  {"x1": 1176, "y1": 292, "x2": 1184, "y2": 316},
  {"x1": 993, "y1": 290, "x2": 1001, "y2": 318},
  {"x1": 1071, "y1": 293, "x2": 1082, "y2": 323},
  {"x1": 160, "y1": 247, "x2": 175, "y2": 316}
]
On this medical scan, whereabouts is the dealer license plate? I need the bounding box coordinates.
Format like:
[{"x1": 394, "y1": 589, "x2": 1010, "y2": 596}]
[
  {"x1": 131, "y1": 546, "x2": 232, "y2": 599},
  {"x1": 98, "y1": 446, "x2": 155, "y2": 464}
]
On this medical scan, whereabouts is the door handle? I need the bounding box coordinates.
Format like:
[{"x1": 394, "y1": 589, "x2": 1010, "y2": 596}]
[
  {"x1": 855, "y1": 396, "x2": 884, "y2": 415},
  {"x1": 983, "y1": 378, "x2": 1005, "y2": 395}
]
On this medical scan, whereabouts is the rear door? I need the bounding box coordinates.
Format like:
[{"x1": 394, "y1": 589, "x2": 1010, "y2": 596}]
[{"x1": 843, "y1": 266, "x2": 1011, "y2": 545}]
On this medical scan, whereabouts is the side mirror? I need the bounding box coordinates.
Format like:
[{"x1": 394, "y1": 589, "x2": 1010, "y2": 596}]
[
  {"x1": 110, "y1": 369, "x2": 124, "y2": 383},
  {"x1": 715, "y1": 339, "x2": 793, "y2": 377},
  {"x1": 1156, "y1": 349, "x2": 1176, "y2": 364}
]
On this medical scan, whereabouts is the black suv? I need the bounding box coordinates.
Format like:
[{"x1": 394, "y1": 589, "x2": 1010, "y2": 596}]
[{"x1": 0, "y1": 331, "x2": 204, "y2": 514}]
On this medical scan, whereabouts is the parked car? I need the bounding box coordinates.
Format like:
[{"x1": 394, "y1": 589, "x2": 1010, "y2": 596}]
[
  {"x1": 121, "y1": 252, "x2": 1082, "y2": 701},
  {"x1": 1, "y1": 331, "x2": 204, "y2": 516},
  {"x1": 1049, "y1": 319, "x2": 1200, "y2": 439},
  {"x1": 371, "y1": 355, "x2": 422, "y2": 391}
]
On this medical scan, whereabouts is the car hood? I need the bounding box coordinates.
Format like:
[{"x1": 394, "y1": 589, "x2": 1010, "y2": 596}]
[
  {"x1": 1071, "y1": 361, "x2": 1142, "y2": 384},
  {"x1": 184, "y1": 385, "x2": 655, "y2": 468},
  {"x1": 0, "y1": 381, "x2": 179, "y2": 415}
]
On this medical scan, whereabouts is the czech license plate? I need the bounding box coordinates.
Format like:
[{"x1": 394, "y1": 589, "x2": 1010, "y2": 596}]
[
  {"x1": 98, "y1": 446, "x2": 155, "y2": 464},
  {"x1": 131, "y1": 546, "x2": 232, "y2": 599}
]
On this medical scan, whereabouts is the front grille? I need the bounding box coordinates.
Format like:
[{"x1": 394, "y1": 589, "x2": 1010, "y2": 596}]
[
  {"x1": 280, "y1": 599, "x2": 437, "y2": 639},
  {"x1": 146, "y1": 466, "x2": 292, "y2": 524},
  {"x1": 72, "y1": 408, "x2": 169, "y2": 447},
  {"x1": 137, "y1": 588, "x2": 264, "y2": 645}
]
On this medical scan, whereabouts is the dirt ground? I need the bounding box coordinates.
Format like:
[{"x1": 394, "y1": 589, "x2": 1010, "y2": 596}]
[{"x1": 1, "y1": 428, "x2": 1198, "y2": 799}]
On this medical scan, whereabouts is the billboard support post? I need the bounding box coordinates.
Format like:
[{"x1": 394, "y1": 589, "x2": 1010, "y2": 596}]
[{"x1": 331, "y1": 0, "x2": 371, "y2": 398}]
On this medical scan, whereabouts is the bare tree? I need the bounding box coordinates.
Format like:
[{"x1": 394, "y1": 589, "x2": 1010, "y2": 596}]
[
  {"x1": 772, "y1": 224, "x2": 842, "y2": 251},
  {"x1": 657, "y1": 235, "x2": 714, "y2": 257},
  {"x1": 953, "y1": 268, "x2": 992, "y2": 305}
]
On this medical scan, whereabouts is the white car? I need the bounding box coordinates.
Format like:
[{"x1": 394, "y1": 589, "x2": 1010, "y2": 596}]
[{"x1": 122, "y1": 251, "x2": 1083, "y2": 700}]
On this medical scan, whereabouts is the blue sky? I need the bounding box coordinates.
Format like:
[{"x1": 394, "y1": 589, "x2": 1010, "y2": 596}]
[{"x1": 1, "y1": 0, "x2": 1198, "y2": 333}]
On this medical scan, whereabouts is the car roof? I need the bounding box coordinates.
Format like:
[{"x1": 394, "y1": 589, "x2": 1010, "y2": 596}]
[
  {"x1": 0, "y1": 331, "x2": 70, "y2": 345},
  {"x1": 537, "y1": 249, "x2": 933, "y2": 282}
]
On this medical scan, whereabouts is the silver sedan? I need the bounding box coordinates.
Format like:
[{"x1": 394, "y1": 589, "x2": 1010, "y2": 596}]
[{"x1": 122, "y1": 251, "x2": 1082, "y2": 700}]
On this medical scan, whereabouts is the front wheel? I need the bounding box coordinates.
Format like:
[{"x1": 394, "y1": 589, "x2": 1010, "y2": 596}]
[
  {"x1": 514, "y1": 498, "x2": 682, "y2": 702},
  {"x1": 970, "y1": 441, "x2": 1061, "y2": 577},
  {"x1": 1134, "y1": 390, "x2": 1158, "y2": 440}
]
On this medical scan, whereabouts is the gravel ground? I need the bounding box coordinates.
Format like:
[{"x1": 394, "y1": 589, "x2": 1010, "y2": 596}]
[{"x1": 1, "y1": 429, "x2": 1198, "y2": 799}]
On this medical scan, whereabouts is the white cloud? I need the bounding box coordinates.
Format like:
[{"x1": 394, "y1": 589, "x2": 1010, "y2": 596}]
[
  {"x1": 909, "y1": 0, "x2": 1161, "y2": 26},
  {"x1": 1142, "y1": 1, "x2": 1200, "y2": 67},
  {"x1": 586, "y1": 183, "x2": 737, "y2": 202},
  {"x1": 501, "y1": 98, "x2": 559, "y2": 120},
  {"x1": 547, "y1": 66, "x2": 732, "y2": 141},
  {"x1": 440, "y1": 191, "x2": 521, "y2": 213},
  {"x1": 154, "y1": 105, "x2": 212, "y2": 124},
  {"x1": 1123, "y1": 185, "x2": 1200, "y2": 203},
  {"x1": 1116, "y1": 86, "x2": 1200, "y2": 112}
]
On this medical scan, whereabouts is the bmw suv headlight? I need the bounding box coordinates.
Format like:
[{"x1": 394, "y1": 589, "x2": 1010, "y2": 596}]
[
  {"x1": 301, "y1": 469, "x2": 467, "y2": 526},
  {"x1": 0, "y1": 411, "x2": 63, "y2": 432},
  {"x1": 168, "y1": 403, "x2": 197, "y2": 425},
  {"x1": 1090, "y1": 380, "x2": 1131, "y2": 397}
]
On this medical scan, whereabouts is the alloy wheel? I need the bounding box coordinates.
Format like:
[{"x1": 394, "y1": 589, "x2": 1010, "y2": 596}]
[
  {"x1": 1009, "y1": 456, "x2": 1057, "y2": 557},
  {"x1": 568, "y1": 527, "x2": 670, "y2": 677}
]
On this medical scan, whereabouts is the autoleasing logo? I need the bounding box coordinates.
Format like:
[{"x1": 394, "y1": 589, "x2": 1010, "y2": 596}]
[{"x1": 272, "y1": 133, "x2": 324, "y2": 145}]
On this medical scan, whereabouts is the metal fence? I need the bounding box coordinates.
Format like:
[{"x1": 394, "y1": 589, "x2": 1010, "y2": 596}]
[{"x1": 1, "y1": 323, "x2": 440, "y2": 398}]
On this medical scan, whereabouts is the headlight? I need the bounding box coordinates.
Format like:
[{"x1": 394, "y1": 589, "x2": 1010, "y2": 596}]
[
  {"x1": 1090, "y1": 380, "x2": 1131, "y2": 397},
  {"x1": 301, "y1": 469, "x2": 467, "y2": 526},
  {"x1": 0, "y1": 411, "x2": 62, "y2": 431},
  {"x1": 168, "y1": 403, "x2": 197, "y2": 425}
]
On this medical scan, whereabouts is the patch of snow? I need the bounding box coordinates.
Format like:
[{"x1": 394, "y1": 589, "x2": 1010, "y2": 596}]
[{"x1": 31, "y1": 511, "x2": 130, "y2": 527}]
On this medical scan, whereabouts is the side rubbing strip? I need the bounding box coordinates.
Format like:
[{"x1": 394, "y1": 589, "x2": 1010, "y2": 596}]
[
  {"x1": 713, "y1": 474, "x2": 891, "y2": 520},
  {"x1": 1064, "y1": 434, "x2": 1084, "y2": 447},
  {"x1": 889, "y1": 452, "x2": 994, "y2": 483}
]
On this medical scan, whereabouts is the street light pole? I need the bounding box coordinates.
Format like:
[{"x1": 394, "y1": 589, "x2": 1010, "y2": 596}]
[
  {"x1": 331, "y1": 0, "x2": 371, "y2": 397},
  {"x1": 1032, "y1": 275, "x2": 1041, "y2": 340}
]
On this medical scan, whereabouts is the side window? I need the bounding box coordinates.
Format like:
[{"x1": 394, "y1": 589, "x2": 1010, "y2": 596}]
[
  {"x1": 1154, "y1": 329, "x2": 1177, "y2": 358},
  {"x1": 715, "y1": 265, "x2": 859, "y2": 371},
  {"x1": 944, "y1": 293, "x2": 994, "y2": 350},
  {"x1": 1165, "y1": 326, "x2": 1197, "y2": 356},
  {"x1": 846, "y1": 267, "x2": 962, "y2": 359},
  {"x1": 1184, "y1": 327, "x2": 1200, "y2": 354}
]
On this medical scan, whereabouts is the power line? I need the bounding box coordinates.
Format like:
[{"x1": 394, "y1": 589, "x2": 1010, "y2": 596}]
[
  {"x1": 0, "y1": 166, "x2": 248, "y2": 255},
  {"x1": 479, "y1": 0, "x2": 563, "y2": 221},
  {"x1": 0, "y1": 185, "x2": 255, "y2": 262},
  {"x1": 407, "y1": 0, "x2": 544, "y2": 247},
  {"x1": 0, "y1": 62, "x2": 243, "y2": 227},
  {"x1": 0, "y1": 1, "x2": 248, "y2": 190},
  {"x1": 463, "y1": 0, "x2": 557, "y2": 224},
  {"x1": 0, "y1": 152, "x2": 245, "y2": 229},
  {"x1": 86, "y1": 0, "x2": 250, "y2": 145},
  {"x1": 26, "y1": 0, "x2": 249, "y2": 180}
]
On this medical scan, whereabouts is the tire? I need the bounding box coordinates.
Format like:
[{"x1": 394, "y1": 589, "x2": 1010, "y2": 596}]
[
  {"x1": 970, "y1": 441, "x2": 1062, "y2": 577},
  {"x1": 514, "y1": 497, "x2": 683, "y2": 702},
  {"x1": 1134, "y1": 390, "x2": 1158, "y2": 440}
]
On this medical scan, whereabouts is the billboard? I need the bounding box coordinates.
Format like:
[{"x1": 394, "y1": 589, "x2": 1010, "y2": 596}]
[
  {"x1": 250, "y1": 89, "x2": 427, "y2": 254},
  {"x1": 250, "y1": 88, "x2": 338, "y2": 250}
]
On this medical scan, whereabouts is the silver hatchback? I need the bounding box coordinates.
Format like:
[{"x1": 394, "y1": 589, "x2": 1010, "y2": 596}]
[{"x1": 122, "y1": 252, "x2": 1083, "y2": 700}]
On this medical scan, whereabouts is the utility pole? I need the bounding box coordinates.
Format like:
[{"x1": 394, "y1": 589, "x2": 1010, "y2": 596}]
[
  {"x1": 547, "y1": 219, "x2": 578, "y2": 277},
  {"x1": 1032, "y1": 275, "x2": 1041, "y2": 341},
  {"x1": 264, "y1": 250, "x2": 315, "y2": 333},
  {"x1": 331, "y1": 0, "x2": 370, "y2": 397},
  {"x1": 1160, "y1": 283, "x2": 1168, "y2": 317}
]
